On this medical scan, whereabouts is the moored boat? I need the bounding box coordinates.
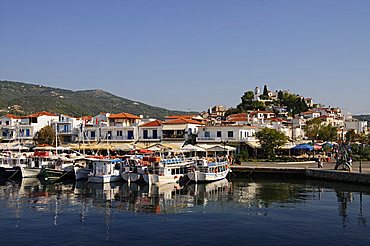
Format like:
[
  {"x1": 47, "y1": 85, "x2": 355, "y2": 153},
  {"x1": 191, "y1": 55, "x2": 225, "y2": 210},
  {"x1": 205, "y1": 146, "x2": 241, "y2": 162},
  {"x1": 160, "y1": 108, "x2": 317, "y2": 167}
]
[
  {"x1": 37, "y1": 156, "x2": 75, "y2": 181},
  {"x1": 147, "y1": 156, "x2": 194, "y2": 186},
  {"x1": 88, "y1": 159, "x2": 123, "y2": 183},
  {"x1": 187, "y1": 158, "x2": 230, "y2": 183},
  {"x1": 121, "y1": 155, "x2": 151, "y2": 183}
]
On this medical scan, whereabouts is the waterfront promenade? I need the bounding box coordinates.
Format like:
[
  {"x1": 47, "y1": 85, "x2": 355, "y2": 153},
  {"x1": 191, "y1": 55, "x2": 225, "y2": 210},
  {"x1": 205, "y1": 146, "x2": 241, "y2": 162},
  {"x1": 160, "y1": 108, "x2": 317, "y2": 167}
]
[
  {"x1": 234, "y1": 160, "x2": 370, "y2": 174},
  {"x1": 231, "y1": 160, "x2": 370, "y2": 185}
]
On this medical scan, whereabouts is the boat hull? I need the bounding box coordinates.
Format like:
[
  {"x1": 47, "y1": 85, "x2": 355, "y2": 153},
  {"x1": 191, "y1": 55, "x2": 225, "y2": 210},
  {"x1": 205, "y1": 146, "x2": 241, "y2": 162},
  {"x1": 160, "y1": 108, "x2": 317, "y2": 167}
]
[
  {"x1": 0, "y1": 166, "x2": 22, "y2": 179},
  {"x1": 21, "y1": 167, "x2": 41, "y2": 178},
  {"x1": 74, "y1": 167, "x2": 91, "y2": 180},
  {"x1": 38, "y1": 167, "x2": 75, "y2": 181},
  {"x1": 88, "y1": 174, "x2": 122, "y2": 183},
  {"x1": 148, "y1": 173, "x2": 186, "y2": 186},
  {"x1": 188, "y1": 169, "x2": 229, "y2": 183}
]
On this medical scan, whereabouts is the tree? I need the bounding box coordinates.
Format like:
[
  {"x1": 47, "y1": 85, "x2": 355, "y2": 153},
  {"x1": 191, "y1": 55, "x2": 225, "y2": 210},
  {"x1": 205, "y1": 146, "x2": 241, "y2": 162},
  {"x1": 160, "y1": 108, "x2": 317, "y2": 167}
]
[
  {"x1": 237, "y1": 90, "x2": 265, "y2": 111},
  {"x1": 318, "y1": 124, "x2": 338, "y2": 142},
  {"x1": 225, "y1": 107, "x2": 241, "y2": 117},
  {"x1": 33, "y1": 125, "x2": 59, "y2": 146},
  {"x1": 263, "y1": 85, "x2": 269, "y2": 97},
  {"x1": 304, "y1": 118, "x2": 338, "y2": 142},
  {"x1": 255, "y1": 127, "x2": 288, "y2": 159},
  {"x1": 345, "y1": 129, "x2": 357, "y2": 143},
  {"x1": 303, "y1": 118, "x2": 322, "y2": 140}
]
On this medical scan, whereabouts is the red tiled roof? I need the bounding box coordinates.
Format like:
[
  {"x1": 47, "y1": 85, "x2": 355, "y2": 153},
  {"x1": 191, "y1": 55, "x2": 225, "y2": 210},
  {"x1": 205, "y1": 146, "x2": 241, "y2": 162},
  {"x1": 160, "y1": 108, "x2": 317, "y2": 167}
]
[
  {"x1": 3, "y1": 114, "x2": 22, "y2": 119},
  {"x1": 79, "y1": 116, "x2": 93, "y2": 120},
  {"x1": 163, "y1": 118, "x2": 204, "y2": 125},
  {"x1": 165, "y1": 115, "x2": 198, "y2": 120},
  {"x1": 140, "y1": 120, "x2": 162, "y2": 127},
  {"x1": 108, "y1": 112, "x2": 140, "y2": 119},
  {"x1": 228, "y1": 113, "x2": 247, "y2": 118},
  {"x1": 269, "y1": 117, "x2": 286, "y2": 122},
  {"x1": 228, "y1": 117, "x2": 248, "y2": 122},
  {"x1": 26, "y1": 111, "x2": 58, "y2": 118}
]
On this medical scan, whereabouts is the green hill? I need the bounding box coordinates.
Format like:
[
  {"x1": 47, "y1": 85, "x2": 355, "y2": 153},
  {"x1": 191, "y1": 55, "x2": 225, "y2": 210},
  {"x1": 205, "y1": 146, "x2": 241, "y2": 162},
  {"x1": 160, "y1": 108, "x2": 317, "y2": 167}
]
[{"x1": 0, "y1": 80, "x2": 196, "y2": 119}]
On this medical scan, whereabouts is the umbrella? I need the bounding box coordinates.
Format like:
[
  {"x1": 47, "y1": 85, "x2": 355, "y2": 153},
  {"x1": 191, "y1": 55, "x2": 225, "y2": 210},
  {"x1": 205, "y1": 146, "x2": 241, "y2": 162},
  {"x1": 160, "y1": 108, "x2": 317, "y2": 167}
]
[{"x1": 291, "y1": 144, "x2": 314, "y2": 151}]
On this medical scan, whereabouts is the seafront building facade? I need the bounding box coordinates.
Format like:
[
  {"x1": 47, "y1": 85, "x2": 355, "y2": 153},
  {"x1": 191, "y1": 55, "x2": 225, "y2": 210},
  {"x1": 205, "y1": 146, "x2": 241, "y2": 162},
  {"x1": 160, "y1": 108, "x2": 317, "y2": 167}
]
[{"x1": 0, "y1": 103, "x2": 368, "y2": 154}]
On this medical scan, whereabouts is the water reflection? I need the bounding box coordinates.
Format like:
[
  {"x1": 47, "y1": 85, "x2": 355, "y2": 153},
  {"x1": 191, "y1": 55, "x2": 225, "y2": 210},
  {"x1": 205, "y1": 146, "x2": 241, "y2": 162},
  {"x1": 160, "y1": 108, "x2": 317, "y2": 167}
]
[{"x1": 0, "y1": 177, "x2": 369, "y2": 233}]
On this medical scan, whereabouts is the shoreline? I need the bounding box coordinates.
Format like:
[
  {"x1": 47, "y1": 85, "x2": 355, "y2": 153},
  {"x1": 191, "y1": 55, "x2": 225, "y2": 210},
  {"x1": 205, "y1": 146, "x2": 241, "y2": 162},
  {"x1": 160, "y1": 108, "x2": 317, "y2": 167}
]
[{"x1": 231, "y1": 161, "x2": 370, "y2": 185}]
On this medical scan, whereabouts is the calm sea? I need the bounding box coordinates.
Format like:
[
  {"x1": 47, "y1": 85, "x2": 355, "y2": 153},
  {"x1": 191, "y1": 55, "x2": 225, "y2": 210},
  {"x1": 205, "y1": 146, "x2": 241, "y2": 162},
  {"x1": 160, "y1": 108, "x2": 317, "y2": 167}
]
[{"x1": 1, "y1": 177, "x2": 370, "y2": 246}]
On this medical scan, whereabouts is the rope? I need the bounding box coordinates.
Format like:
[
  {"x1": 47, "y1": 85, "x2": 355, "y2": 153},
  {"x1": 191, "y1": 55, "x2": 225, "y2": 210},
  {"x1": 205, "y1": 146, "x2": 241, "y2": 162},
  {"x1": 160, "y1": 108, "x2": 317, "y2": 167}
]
[
  {"x1": 85, "y1": 174, "x2": 95, "y2": 184},
  {"x1": 50, "y1": 170, "x2": 72, "y2": 183},
  {"x1": 8, "y1": 168, "x2": 20, "y2": 180}
]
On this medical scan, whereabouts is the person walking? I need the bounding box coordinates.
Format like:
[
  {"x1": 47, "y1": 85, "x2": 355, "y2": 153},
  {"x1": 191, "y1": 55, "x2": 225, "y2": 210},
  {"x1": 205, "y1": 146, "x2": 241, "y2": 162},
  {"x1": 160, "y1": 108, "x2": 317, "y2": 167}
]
[{"x1": 317, "y1": 157, "x2": 323, "y2": 168}]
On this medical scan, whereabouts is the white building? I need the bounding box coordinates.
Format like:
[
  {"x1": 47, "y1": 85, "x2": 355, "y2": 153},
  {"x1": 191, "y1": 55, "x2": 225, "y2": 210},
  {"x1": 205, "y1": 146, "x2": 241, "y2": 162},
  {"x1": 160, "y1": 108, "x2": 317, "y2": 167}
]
[{"x1": 197, "y1": 125, "x2": 257, "y2": 143}]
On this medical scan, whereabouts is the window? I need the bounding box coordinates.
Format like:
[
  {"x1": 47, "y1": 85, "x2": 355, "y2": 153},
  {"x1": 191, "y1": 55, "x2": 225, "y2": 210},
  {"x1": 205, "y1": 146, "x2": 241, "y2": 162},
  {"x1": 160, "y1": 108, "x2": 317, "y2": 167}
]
[
  {"x1": 143, "y1": 130, "x2": 148, "y2": 139},
  {"x1": 204, "y1": 131, "x2": 210, "y2": 138},
  {"x1": 128, "y1": 130, "x2": 134, "y2": 139},
  {"x1": 153, "y1": 130, "x2": 158, "y2": 139},
  {"x1": 117, "y1": 130, "x2": 123, "y2": 137},
  {"x1": 25, "y1": 129, "x2": 30, "y2": 137},
  {"x1": 217, "y1": 131, "x2": 222, "y2": 138},
  {"x1": 6, "y1": 121, "x2": 9, "y2": 125},
  {"x1": 228, "y1": 131, "x2": 233, "y2": 138},
  {"x1": 107, "y1": 131, "x2": 112, "y2": 139},
  {"x1": 91, "y1": 131, "x2": 96, "y2": 138}
]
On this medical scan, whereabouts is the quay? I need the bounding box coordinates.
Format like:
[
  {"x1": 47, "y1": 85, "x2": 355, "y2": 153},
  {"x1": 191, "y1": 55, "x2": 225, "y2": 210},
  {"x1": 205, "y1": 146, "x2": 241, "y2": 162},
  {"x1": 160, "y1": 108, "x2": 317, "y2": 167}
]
[{"x1": 230, "y1": 161, "x2": 370, "y2": 185}]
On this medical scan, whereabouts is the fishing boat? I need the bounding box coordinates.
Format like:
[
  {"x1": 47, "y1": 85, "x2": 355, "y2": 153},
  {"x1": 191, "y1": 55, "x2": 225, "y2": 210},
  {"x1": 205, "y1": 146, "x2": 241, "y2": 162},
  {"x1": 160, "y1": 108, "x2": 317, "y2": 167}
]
[
  {"x1": 0, "y1": 153, "x2": 41, "y2": 179},
  {"x1": 147, "y1": 156, "x2": 194, "y2": 186},
  {"x1": 187, "y1": 157, "x2": 230, "y2": 183},
  {"x1": 87, "y1": 159, "x2": 123, "y2": 183},
  {"x1": 37, "y1": 156, "x2": 75, "y2": 181},
  {"x1": 121, "y1": 155, "x2": 151, "y2": 183},
  {"x1": 73, "y1": 158, "x2": 94, "y2": 180}
]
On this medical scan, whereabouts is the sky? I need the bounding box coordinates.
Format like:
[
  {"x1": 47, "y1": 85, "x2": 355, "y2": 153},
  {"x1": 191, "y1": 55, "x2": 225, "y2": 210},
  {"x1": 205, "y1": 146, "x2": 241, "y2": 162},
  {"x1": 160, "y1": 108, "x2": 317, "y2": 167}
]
[{"x1": 1, "y1": 0, "x2": 370, "y2": 114}]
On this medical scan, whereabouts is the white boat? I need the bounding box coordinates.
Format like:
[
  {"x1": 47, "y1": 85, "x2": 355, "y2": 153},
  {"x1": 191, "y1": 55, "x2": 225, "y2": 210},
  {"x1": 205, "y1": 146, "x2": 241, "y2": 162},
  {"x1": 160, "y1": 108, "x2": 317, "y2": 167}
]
[
  {"x1": 74, "y1": 158, "x2": 94, "y2": 180},
  {"x1": 187, "y1": 158, "x2": 230, "y2": 183},
  {"x1": 148, "y1": 156, "x2": 194, "y2": 186},
  {"x1": 0, "y1": 154, "x2": 41, "y2": 179},
  {"x1": 88, "y1": 159, "x2": 123, "y2": 183},
  {"x1": 121, "y1": 156, "x2": 149, "y2": 183}
]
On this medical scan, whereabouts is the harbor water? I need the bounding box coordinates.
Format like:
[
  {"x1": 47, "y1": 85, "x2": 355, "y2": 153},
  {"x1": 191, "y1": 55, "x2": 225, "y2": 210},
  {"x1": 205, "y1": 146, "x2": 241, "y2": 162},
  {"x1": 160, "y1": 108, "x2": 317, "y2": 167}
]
[{"x1": 1, "y1": 177, "x2": 370, "y2": 245}]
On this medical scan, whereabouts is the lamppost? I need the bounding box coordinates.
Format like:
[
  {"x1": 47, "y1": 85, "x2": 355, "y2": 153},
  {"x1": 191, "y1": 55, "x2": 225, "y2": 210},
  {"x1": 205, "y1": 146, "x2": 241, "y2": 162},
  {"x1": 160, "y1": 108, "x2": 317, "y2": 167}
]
[
  {"x1": 359, "y1": 143, "x2": 363, "y2": 173},
  {"x1": 221, "y1": 140, "x2": 229, "y2": 156}
]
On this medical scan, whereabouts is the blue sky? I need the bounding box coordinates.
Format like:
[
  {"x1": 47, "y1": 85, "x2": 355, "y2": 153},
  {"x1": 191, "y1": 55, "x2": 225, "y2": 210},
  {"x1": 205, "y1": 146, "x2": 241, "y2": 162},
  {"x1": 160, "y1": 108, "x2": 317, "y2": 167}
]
[{"x1": 1, "y1": 0, "x2": 370, "y2": 114}]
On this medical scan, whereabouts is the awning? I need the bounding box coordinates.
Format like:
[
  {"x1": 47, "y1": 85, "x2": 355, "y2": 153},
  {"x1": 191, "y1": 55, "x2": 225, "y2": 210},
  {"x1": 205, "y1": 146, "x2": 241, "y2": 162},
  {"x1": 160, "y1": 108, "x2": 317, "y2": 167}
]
[
  {"x1": 162, "y1": 125, "x2": 186, "y2": 131},
  {"x1": 161, "y1": 142, "x2": 184, "y2": 151},
  {"x1": 0, "y1": 143, "x2": 30, "y2": 151},
  {"x1": 181, "y1": 144, "x2": 206, "y2": 152},
  {"x1": 196, "y1": 144, "x2": 236, "y2": 152},
  {"x1": 33, "y1": 146, "x2": 71, "y2": 151},
  {"x1": 245, "y1": 141, "x2": 261, "y2": 149},
  {"x1": 110, "y1": 143, "x2": 134, "y2": 151}
]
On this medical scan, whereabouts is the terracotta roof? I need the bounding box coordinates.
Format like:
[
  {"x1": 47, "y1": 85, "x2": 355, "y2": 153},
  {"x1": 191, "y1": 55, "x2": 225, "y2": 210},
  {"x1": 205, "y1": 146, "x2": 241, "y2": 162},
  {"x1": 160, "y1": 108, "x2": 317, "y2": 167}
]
[
  {"x1": 140, "y1": 120, "x2": 162, "y2": 127},
  {"x1": 228, "y1": 117, "x2": 248, "y2": 122},
  {"x1": 269, "y1": 117, "x2": 286, "y2": 122},
  {"x1": 108, "y1": 112, "x2": 140, "y2": 119},
  {"x1": 228, "y1": 113, "x2": 247, "y2": 118},
  {"x1": 165, "y1": 115, "x2": 198, "y2": 120},
  {"x1": 2, "y1": 114, "x2": 22, "y2": 119},
  {"x1": 26, "y1": 111, "x2": 58, "y2": 118},
  {"x1": 79, "y1": 116, "x2": 93, "y2": 120},
  {"x1": 162, "y1": 118, "x2": 204, "y2": 125}
]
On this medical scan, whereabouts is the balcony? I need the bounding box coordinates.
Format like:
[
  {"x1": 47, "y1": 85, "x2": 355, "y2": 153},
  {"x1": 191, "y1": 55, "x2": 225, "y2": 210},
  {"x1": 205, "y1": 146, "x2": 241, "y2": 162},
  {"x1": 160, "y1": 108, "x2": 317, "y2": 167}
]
[
  {"x1": 196, "y1": 136, "x2": 256, "y2": 142},
  {"x1": 138, "y1": 137, "x2": 161, "y2": 142},
  {"x1": 57, "y1": 130, "x2": 73, "y2": 135}
]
